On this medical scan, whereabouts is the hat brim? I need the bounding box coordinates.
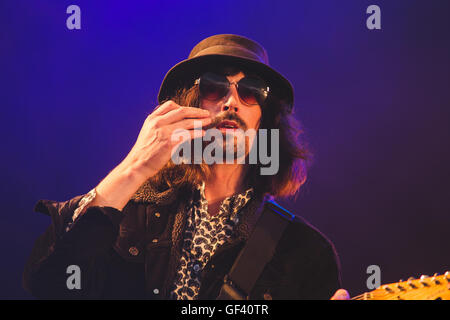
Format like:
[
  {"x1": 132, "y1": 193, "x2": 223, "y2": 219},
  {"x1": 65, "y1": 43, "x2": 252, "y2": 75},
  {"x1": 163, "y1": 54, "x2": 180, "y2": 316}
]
[{"x1": 157, "y1": 54, "x2": 294, "y2": 112}]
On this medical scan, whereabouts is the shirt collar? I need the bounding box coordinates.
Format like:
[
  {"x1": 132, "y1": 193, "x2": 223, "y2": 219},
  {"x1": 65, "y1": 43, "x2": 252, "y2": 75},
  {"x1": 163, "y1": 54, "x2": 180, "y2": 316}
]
[{"x1": 193, "y1": 181, "x2": 254, "y2": 218}]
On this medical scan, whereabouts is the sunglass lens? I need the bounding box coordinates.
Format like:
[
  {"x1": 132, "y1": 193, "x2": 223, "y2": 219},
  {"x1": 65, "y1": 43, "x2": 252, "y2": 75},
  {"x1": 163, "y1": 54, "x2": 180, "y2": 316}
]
[
  {"x1": 199, "y1": 72, "x2": 229, "y2": 101},
  {"x1": 238, "y1": 77, "x2": 268, "y2": 105}
]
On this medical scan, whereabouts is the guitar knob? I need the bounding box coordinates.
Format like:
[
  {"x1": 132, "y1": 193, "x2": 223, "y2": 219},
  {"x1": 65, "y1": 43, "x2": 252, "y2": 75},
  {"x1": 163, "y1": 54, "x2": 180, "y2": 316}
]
[
  {"x1": 396, "y1": 284, "x2": 406, "y2": 291},
  {"x1": 383, "y1": 285, "x2": 394, "y2": 293},
  {"x1": 431, "y1": 273, "x2": 441, "y2": 285},
  {"x1": 445, "y1": 271, "x2": 450, "y2": 282},
  {"x1": 407, "y1": 278, "x2": 417, "y2": 289},
  {"x1": 420, "y1": 275, "x2": 430, "y2": 287}
]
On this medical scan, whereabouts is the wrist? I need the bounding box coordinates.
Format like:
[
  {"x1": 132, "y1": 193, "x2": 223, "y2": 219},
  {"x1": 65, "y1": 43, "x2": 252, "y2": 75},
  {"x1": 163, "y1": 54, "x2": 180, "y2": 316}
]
[
  {"x1": 119, "y1": 155, "x2": 158, "y2": 182},
  {"x1": 92, "y1": 159, "x2": 151, "y2": 211}
]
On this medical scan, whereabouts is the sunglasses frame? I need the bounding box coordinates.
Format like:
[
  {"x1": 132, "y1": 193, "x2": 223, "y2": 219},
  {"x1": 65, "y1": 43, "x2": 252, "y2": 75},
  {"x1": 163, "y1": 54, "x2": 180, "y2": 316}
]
[{"x1": 194, "y1": 72, "x2": 270, "y2": 106}]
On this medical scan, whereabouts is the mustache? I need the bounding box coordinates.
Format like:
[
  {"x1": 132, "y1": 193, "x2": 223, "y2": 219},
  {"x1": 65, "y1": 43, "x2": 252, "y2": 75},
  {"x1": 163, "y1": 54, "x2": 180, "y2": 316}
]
[{"x1": 203, "y1": 111, "x2": 247, "y2": 131}]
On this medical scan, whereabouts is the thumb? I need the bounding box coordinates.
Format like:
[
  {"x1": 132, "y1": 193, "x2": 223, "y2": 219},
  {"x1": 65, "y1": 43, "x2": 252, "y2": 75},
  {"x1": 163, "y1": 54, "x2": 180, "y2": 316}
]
[{"x1": 331, "y1": 289, "x2": 350, "y2": 300}]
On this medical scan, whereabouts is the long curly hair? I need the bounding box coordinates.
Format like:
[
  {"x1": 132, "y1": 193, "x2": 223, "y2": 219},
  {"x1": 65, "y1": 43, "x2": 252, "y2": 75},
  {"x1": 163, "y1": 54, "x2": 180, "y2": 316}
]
[{"x1": 144, "y1": 63, "x2": 311, "y2": 201}]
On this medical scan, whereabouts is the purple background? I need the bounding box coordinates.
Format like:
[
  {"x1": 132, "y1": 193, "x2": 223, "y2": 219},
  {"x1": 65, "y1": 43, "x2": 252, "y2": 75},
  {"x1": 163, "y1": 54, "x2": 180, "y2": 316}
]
[{"x1": 1, "y1": 0, "x2": 449, "y2": 299}]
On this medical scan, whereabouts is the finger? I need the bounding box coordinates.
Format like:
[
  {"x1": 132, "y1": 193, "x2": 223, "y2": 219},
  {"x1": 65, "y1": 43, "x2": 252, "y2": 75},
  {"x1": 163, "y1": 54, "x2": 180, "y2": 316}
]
[
  {"x1": 171, "y1": 128, "x2": 206, "y2": 147},
  {"x1": 150, "y1": 100, "x2": 181, "y2": 117},
  {"x1": 170, "y1": 129, "x2": 206, "y2": 164},
  {"x1": 157, "y1": 106, "x2": 210, "y2": 126},
  {"x1": 330, "y1": 289, "x2": 350, "y2": 300},
  {"x1": 187, "y1": 128, "x2": 207, "y2": 141},
  {"x1": 169, "y1": 117, "x2": 212, "y2": 131}
]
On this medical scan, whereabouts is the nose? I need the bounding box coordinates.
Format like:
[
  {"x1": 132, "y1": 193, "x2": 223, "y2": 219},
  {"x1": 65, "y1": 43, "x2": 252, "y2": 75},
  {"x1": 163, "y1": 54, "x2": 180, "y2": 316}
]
[{"x1": 221, "y1": 83, "x2": 240, "y2": 113}]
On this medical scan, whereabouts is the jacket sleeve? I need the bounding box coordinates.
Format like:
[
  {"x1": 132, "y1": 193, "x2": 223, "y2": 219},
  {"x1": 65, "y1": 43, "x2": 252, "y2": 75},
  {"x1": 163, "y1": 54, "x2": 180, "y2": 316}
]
[
  {"x1": 296, "y1": 240, "x2": 342, "y2": 300},
  {"x1": 23, "y1": 194, "x2": 125, "y2": 299},
  {"x1": 282, "y1": 216, "x2": 342, "y2": 300}
]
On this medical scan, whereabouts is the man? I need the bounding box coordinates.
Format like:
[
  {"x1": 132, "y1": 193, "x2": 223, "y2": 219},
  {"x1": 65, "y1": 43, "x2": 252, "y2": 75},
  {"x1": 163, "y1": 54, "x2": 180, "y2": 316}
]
[{"x1": 23, "y1": 34, "x2": 347, "y2": 300}]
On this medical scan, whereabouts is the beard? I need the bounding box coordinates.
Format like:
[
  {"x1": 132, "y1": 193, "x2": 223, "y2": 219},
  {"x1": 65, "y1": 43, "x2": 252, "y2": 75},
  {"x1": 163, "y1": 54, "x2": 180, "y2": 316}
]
[
  {"x1": 200, "y1": 131, "x2": 251, "y2": 163},
  {"x1": 201, "y1": 110, "x2": 254, "y2": 163}
]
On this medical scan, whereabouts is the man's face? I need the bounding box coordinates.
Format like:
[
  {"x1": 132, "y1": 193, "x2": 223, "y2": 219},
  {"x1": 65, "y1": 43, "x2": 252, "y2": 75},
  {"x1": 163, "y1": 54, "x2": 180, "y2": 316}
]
[
  {"x1": 200, "y1": 71, "x2": 262, "y2": 132},
  {"x1": 199, "y1": 71, "x2": 263, "y2": 160}
]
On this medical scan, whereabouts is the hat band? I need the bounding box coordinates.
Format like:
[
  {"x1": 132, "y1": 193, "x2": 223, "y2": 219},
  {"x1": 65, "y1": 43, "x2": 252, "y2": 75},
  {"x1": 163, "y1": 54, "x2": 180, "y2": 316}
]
[{"x1": 190, "y1": 45, "x2": 268, "y2": 65}]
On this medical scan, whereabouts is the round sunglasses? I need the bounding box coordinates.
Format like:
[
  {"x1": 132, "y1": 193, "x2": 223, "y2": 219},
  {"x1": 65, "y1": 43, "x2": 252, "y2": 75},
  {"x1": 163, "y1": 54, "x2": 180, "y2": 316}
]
[{"x1": 194, "y1": 72, "x2": 270, "y2": 106}]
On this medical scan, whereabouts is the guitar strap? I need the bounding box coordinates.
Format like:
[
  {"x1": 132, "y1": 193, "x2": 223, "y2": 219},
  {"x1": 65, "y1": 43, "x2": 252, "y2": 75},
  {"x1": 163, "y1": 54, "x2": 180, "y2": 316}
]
[{"x1": 216, "y1": 200, "x2": 295, "y2": 300}]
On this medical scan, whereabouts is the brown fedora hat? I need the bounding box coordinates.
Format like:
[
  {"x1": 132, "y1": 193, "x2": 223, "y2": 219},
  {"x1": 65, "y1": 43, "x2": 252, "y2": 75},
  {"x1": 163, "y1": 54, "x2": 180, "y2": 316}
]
[{"x1": 157, "y1": 34, "x2": 294, "y2": 112}]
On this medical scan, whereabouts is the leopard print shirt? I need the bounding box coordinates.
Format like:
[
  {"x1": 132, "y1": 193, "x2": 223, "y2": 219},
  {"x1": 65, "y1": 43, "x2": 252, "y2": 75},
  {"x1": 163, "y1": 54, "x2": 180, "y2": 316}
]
[
  {"x1": 170, "y1": 182, "x2": 254, "y2": 300},
  {"x1": 69, "y1": 183, "x2": 254, "y2": 300}
]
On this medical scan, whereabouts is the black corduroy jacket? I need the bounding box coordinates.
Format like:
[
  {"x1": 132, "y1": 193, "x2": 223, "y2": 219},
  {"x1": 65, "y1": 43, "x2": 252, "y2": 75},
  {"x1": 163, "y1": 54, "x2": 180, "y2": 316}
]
[{"x1": 23, "y1": 191, "x2": 341, "y2": 299}]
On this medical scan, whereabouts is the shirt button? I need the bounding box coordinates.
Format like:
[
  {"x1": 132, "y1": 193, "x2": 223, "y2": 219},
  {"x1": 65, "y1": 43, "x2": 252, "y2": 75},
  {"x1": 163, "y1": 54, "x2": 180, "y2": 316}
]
[
  {"x1": 153, "y1": 288, "x2": 159, "y2": 295},
  {"x1": 155, "y1": 212, "x2": 161, "y2": 218},
  {"x1": 128, "y1": 246, "x2": 139, "y2": 256},
  {"x1": 152, "y1": 238, "x2": 159, "y2": 243},
  {"x1": 193, "y1": 263, "x2": 201, "y2": 272}
]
